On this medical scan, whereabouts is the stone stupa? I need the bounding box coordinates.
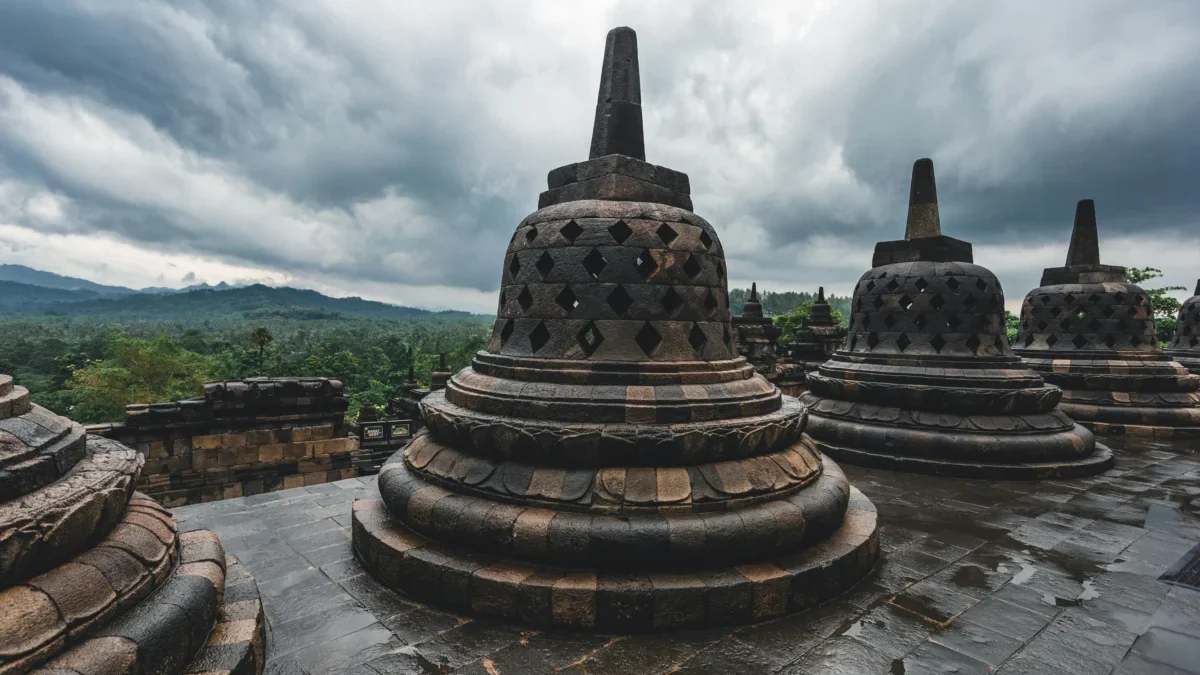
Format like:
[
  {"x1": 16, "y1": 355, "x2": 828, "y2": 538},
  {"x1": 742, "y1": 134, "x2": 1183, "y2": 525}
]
[
  {"x1": 731, "y1": 282, "x2": 782, "y2": 377},
  {"x1": 1014, "y1": 200, "x2": 1200, "y2": 438},
  {"x1": 352, "y1": 26, "x2": 879, "y2": 632},
  {"x1": 799, "y1": 160, "x2": 1114, "y2": 479},
  {"x1": 0, "y1": 373, "x2": 265, "y2": 674},
  {"x1": 785, "y1": 286, "x2": 847, "y2": 373},
  {"x1": 1165, "y1": 280, "x2": 1200, "y2": 374}
]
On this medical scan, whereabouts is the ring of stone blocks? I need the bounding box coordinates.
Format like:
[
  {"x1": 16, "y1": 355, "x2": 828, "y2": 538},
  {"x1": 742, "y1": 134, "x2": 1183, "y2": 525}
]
[
  {"x1": 800, "y1": 391, "x2": 1077, "y2": 436},
  {"x1": 1163, "y1": 353, "x2": 1200, "y2": 376},
  {"x1": 0, "y1": 497, "x2": 179, "y2": 673},
  {"x1": 422, "y1": 393, "x2": 807, "y2": 466},
  {"x1": 808, "y1": 436, "x2": 1115, "y2": 480},
  {"x1": 1056, "y1": 399, "x2": 1200, "y2": 429},
  {"x1": 1, "y1": 436, "x2": 144, "y2": 585},
  {"x1": 845, "y1": 262, "x2": 1010, "y2": 357},
  {"x1": 351, "y1": 482, "x2": 878, "y2": 632},
  {"x1": 380, "y1": 449, "x2": 850, "y2": 570},
  {"x1": 1016, "y1": 355, "x2": 1200, "y2": 393},
  {"x1": 805, "y1": 371, "x2": 1062, "y2": 415},
  {"x1": 801, "y1": 400, "x2": 1101, "y2": 463},
  {"x1": 0, "y1": 405, "x2": 88, "y2": 503},
  {"x1": 1016, "y1": 283, "x2": 1159, "y2": 352},
  {"x1": 441, "y1": 371, "x2": 784, "y2": 427},
  {"x1": 35, "y1": 529, "x2": 227, "y2": 675},
  {"x1": 1088, "y1": 421, "x2": 1200, "y2": 440},
  {"x1": 399, "y1": 433, "x2": 826, "y2": 514},
  {"x1": 489, "y1": 318, "x2": 735, "y2": 361},
  {"x1": 178, "y1": 555, "x2": 267, "y2": 675},
  {"x1": 1055, "y1": 388, "x2": 1200, "y2": 408},
  {"x1": 468, "y1": 351, "x2": 761, "y2": 385}
]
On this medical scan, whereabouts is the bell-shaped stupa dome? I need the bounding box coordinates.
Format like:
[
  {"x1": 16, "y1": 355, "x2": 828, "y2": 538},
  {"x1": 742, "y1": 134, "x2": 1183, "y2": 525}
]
[
  {"x1": 1013, "y1": 201, "x2": 1200, "y2": 437},
  {"x1": 799, "y1": 160, "x2": 1113, "y2": 479},
  {"x1": 352, "y1": 27, "x2": 879, "y2": 632},
  {"x1": 1165, "y1": 280, "x2": 1200, "y2": 374}
]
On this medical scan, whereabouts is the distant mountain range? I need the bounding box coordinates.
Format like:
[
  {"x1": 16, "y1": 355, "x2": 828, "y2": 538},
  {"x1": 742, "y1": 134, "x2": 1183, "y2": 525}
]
[{"x1": 0, "y1": 264, "x2": 479, "y2": 321}]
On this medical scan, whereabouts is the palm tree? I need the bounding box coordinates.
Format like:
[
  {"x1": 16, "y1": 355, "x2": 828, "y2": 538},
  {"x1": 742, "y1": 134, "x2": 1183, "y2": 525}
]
[{"x1": 251, "y1": 327, "x2": 273, "y2": 375}]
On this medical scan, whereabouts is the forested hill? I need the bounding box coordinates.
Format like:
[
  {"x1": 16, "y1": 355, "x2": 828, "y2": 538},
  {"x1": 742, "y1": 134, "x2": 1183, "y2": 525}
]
[{"x1": 0, "y1": 282, "x2": 482, "y2": 321}]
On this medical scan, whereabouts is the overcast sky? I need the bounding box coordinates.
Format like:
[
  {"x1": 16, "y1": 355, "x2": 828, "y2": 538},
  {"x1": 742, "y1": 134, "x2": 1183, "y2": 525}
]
[{"x1": 0, "y1": 0, "x2": 1196, "y2": 313}]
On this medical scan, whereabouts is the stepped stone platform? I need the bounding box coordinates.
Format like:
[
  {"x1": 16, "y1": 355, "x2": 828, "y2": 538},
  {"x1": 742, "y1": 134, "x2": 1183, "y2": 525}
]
[
  {"x1": 346, "y1": 26, "x2": 879, "y2": 631},
  {"x1": 1014, "y1": 201, "x2": 1200, "y2": 440},
  {"x1": 1165, "y1": 281, "x2": 1200, "y2": 375},
  {"x1": 0, "y1": 373, "x2": 266, "y2": 675},
  {"x1": 798, "y1": 161, "x2": 1113, "y2": 479},
  {"x1": 172, "y1": 434, "x2": 1200, "y2": 674}
]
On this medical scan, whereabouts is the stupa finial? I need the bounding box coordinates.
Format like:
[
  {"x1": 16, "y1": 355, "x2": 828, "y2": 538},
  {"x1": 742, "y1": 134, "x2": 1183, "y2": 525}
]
[
  {"x1": 749, "y1": 282, "x2": 759, "y2": 302},
  {"x1": 817, "y1": 286, "x2": 826, "y2": 304},
  {"x1": 1065, "y1": 199, "x2": 1100, "y2": 266},
  {"x1": 438, "y1": 352, "x2": 447, "y2": 370},
  {"x1": 589, "y1": 27, "x2": 645, "y2": 160},
  {"x1": 905, "y1": 158, "x2": 941, "y2": 239},
  {"x1": 1193, "y1": 279, "x2": 1199, "y2": 297}
]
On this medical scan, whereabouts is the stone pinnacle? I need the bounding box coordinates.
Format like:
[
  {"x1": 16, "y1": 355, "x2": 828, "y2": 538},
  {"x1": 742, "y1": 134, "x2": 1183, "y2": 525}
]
[
  {"x1": 1195, "y1": 280, "x2": 1200, "y2": 297},
  {"x1": 589, "y1": 27, "x2": 645, "y2": 161},
  {"x1": 1065, "y1": 199, "x2": 1100, "y2": 266},
  {"x1": 817, "y1": 286, "x2": 826, "y2": 304},
  {"x1": 438, "y1": 353, "x2": 447, "y2": 370},
  {"x1": 905, "y1": 158, "x2": 941, "y2": 240},
  {"x1": 750, "y1": 282, "x2": 759, "y2": 302},
  {"x1": 407, "y1": 364, "x2": 415, "y2": 380}
]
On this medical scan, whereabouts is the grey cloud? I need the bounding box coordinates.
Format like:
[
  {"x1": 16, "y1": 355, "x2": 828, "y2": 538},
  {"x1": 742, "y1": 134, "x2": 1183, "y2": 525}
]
[{"x1": 0, "y1": 0, "x2": 1196, "y2": 307}]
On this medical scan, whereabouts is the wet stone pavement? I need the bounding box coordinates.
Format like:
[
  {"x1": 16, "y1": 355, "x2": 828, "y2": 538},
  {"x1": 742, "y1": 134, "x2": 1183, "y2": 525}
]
[{"x1": 174, "y1": 436, "x2": 1200, "y2": 674}]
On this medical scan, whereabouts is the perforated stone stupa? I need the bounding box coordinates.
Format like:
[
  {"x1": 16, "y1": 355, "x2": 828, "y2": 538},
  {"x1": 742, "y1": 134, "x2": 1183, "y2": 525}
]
[
  {"x1": 799, "y1": 160, "x2": 1114, "y2": 479},
  {"x1": 1166, "y1": 281, "x2": 1200, "y2": 375},
  {"x1": 351, "y1": 27, "x2": 879, "y2": 632},
  {"x1": 1014, "y1": 201, "x2": 1200, "y2": 438},
  {"x1": 0, "y1": 373, "x2": 266, "y2": 674}
]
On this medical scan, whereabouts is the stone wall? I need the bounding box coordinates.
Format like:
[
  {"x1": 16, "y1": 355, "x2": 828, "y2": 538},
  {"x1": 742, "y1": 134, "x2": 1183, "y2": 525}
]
[{"x1": 88, "y1": 377, "x2": 388, "y2": 506}]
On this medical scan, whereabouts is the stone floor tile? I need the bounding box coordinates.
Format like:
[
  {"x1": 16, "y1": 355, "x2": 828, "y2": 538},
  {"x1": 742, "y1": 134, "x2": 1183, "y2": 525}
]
[{"x1": 1130, "y1": 627, "x2": 1200, "y2": 674}]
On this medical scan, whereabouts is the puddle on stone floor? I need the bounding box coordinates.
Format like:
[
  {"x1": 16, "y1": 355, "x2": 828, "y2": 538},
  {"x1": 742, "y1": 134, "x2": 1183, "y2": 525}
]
[{"x1": 950, "y1": 565, "x2": 989, "y2": 590}]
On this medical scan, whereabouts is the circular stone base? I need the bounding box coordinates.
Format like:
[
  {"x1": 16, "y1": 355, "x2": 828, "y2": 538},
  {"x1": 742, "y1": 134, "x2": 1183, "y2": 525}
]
[
  {"x1": 811, "y1": 439, "x2": 1114, "y2": 480},
  {"x1": 352, "y1": 486, "x2": 879, "y2": 632}
]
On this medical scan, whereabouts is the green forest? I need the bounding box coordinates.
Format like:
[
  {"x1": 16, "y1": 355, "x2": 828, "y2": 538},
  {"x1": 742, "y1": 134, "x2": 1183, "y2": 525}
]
[
  {"x1": 0, "y1": 315, "x2": 491, "y2": 424},
  {"x1": 0, "y1": 270, "x2": 1186, "y2": 425}
]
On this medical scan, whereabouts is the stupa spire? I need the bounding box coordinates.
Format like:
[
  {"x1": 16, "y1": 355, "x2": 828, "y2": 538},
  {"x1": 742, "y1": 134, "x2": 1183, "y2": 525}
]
[
  {"x1": 438, "y1": 352, "x2": 447, "y2": 370},
  {"x1": 589, "y1": 27, "x2": 645, "y2": 160},
  {"x1": 749, "y1": 282, "x2": 759, "y2": 302},
  {"x1": 905, "y1": 158, "x2": 941, "y2": 239},
  {"x1": 817, "y1": 286, "x2": 826, "y2": 304},
  {"x1": 1193, "y1": 279, "x2": 1199, "y2": 297},
  {"x1": 1065, "y1": 199, "x2": 1100, "y2": 266}
]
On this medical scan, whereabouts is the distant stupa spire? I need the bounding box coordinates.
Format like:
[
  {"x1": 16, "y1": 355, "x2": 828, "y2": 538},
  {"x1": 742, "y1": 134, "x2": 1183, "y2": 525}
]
[
  {"x1": 749, "y1": 282, "x2": 759, "y2": 302},
  {"x1": 589, "y1": 27, "x2": 645, "y2": 160},
  {"x1": 1065, "y1": 199, "x2": 1100, "y2": 266},
  {"x1": 1195, "y1": 280, "x2": 1200, "y2": 297},
  {"x1": 905, "y1": 158, "x2": 941, "y2": 239},
  {"x1": 817, "y1": 286, "x2": 826, "y2": 304}
]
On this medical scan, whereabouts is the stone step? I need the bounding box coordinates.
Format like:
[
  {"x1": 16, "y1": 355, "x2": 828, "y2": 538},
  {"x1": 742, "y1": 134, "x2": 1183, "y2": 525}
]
[
  {"x1": 351, "y1": 486, "x2": 879, "y2": 632},
  {"x1": 0, "y1": 381, "x2": 30, "y2": 420},
  {"x1": 0, "y1": 436, "x2": 144, "y2": 586},
  {"x1": 0, "y1": 496, "x2": 179, "y2": 673},
  {"x1": 34, "y1": 529, "x2": 229, "y2": 675},
  {"x1": 180, "y1": 554, "x2": 267, "y2": 675}
]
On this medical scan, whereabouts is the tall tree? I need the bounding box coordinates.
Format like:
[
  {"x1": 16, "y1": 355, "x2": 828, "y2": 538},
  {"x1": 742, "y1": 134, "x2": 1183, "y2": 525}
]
[{"x1": 251, "y1": 327, "x2": 274, "y2": 375}]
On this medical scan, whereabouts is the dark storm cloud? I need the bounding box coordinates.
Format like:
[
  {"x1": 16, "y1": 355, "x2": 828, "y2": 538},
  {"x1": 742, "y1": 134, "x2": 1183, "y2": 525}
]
[{"x1": 0, "y1": 0, "x2": 1196, "y2": 310}]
